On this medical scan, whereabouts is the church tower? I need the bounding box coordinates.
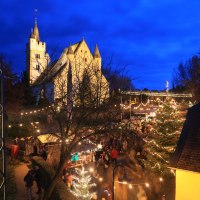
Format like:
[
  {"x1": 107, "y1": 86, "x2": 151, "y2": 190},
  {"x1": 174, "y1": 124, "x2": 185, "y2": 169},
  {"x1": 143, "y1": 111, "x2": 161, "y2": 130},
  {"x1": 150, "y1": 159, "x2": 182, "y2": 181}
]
[{"x1": 26, "y1": 17, "x2": 49, "y2": 85}]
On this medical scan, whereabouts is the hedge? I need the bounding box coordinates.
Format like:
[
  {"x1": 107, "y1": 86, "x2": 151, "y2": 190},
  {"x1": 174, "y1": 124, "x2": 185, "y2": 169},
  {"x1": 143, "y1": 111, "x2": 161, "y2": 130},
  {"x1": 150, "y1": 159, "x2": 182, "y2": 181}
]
[{"x1": 31, "y1": 156, "x2": 76, "y2": 200}]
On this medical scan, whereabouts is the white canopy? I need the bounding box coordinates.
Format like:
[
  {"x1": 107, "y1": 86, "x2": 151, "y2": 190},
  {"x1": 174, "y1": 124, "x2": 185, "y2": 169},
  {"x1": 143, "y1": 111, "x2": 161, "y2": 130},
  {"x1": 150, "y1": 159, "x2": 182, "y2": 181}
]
[{"x1": 37, "y1": 134, "x2": 60, "y2": 144}]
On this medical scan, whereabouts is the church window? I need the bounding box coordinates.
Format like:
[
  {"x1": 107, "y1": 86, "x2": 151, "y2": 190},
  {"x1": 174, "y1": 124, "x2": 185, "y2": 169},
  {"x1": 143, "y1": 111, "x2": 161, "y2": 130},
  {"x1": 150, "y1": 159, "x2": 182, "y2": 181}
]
[
  {"x1": 35, "y1": 54, "x2": 40, "y2": 59},
  {"x1": 36, "y1": 64, "x2": 40, "y2": 71}
]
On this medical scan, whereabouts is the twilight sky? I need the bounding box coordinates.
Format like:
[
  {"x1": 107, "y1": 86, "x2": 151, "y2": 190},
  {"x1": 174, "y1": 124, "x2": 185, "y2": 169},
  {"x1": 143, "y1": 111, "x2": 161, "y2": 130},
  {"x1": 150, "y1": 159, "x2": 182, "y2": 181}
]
[{"x1": 1, "y1": 0, "x2": 200, "y2": 90}]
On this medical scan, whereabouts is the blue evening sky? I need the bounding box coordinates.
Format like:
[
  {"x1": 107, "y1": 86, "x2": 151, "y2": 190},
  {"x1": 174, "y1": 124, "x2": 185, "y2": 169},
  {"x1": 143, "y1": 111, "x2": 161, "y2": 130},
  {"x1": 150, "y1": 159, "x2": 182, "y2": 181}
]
[{"x1": 1, "y1": 0, "x2": 200, "y2": 90}]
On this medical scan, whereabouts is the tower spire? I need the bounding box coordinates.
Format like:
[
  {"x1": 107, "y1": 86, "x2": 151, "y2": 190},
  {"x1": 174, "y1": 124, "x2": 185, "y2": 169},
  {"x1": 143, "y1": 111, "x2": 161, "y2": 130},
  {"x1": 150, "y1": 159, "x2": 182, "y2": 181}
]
[
  {"x1": 31, "y1": 8, "x2": 40, "y2": 41},
  {"x1": 94, "y1": 44, "x2": 101, "y2": 58}
]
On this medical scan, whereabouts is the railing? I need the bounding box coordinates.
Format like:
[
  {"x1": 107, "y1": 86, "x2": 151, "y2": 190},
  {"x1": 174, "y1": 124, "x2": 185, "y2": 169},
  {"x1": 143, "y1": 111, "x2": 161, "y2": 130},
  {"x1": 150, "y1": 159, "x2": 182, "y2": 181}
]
[{"x1": 120, "y1": 91, "x2": 192, "y2": 98}]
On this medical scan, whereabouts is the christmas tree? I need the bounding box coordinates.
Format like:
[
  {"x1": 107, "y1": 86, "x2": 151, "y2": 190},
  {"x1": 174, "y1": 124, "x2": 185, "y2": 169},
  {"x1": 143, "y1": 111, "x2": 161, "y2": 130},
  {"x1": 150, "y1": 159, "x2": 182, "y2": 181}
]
[
  {"x1": 70, "y1": 166, "x2": 96, "y2": 200},
  {"x1": 141, "y1": 98, "x2": 184, "y2": 176}
]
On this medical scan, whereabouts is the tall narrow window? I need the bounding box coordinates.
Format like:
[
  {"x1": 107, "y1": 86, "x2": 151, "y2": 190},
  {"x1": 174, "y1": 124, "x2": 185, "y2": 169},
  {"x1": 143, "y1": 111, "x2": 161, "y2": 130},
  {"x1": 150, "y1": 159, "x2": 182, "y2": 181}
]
[
  {"x1": 35, "y1": 54, "x2": 40, "y2": 59},
  {"x1": 36, "y1": 64, "x2": 40, "y2": 71}
]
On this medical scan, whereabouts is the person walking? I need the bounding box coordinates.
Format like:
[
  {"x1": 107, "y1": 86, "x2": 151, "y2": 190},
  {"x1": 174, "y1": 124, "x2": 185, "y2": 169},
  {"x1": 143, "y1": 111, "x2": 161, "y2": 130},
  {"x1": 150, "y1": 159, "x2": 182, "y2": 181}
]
[
  {"x1": 24, "y1": 170, "x2": 34, "y2": 200},
  {"x1": 34, "y1": 166, "x2": 42, "y2": 194}
]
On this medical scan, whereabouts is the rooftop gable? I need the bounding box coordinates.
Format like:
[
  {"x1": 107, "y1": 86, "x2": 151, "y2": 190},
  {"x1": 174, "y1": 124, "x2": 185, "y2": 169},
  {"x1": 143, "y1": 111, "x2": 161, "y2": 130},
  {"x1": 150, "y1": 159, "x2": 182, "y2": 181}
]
[{"x1": 170, "y1": 103, "x2": 200, "y2": 173}]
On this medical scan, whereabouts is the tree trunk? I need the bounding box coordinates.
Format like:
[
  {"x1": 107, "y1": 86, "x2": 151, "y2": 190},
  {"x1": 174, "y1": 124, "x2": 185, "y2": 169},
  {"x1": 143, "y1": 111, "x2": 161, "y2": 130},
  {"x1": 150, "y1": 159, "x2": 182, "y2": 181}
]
[
  {"x1": 42, "y1": 148, "x2": 71, "y2": 200},
  {"x1": 42, "y1": 175, "x2": 60, "y2": 200}
]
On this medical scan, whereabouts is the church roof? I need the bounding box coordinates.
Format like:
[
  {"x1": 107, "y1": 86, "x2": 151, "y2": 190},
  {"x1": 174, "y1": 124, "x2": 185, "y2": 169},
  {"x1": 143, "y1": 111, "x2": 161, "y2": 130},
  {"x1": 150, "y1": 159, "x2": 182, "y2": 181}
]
[
  {"x1": 67, "y1": 45, "x2": 74, "y2": 54},
  {"x1": 170, "y1": 103, "x2": 200, "y2": 173},
  {"x1": 32, "y1": 39, "x2": 98, "y2": 86},
  {"x1": 31, "y1": 21, "x2": 40, "y2": 41},
  {"x1": 33, "y1": 60, "x2": 67, "y2": 86}
]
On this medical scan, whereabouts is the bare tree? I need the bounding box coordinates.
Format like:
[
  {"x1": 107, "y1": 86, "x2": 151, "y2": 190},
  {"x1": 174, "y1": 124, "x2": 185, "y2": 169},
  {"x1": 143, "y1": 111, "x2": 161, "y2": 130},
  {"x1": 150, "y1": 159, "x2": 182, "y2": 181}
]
[
  {"x1": 173, "y1": 54, "x2": 200, "y2": 102},
  {"x1": 20, "y1": 52, "x2": 122, "y2": 199}
]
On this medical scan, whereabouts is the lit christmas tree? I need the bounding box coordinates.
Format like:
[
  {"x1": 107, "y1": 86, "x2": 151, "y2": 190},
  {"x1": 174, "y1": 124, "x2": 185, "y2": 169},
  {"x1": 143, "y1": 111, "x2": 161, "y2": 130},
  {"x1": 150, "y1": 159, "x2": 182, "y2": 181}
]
[
  {"x1": 70, "y1": 166, "x2": 96, "y2": 200},
  {"x1": 141, "y1": 98, "x2": 184, "y2": 176}
]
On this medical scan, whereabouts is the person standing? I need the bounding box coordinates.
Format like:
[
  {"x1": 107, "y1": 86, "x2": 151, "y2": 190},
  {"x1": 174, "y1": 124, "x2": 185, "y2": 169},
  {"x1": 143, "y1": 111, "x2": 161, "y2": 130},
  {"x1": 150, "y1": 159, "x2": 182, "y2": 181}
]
[
  {"x1": 24, "y1": 170, "x2": 34, "y2": 200},
  {"x1": 110, "y1": 148, "x2": 119, "y2": 166}
]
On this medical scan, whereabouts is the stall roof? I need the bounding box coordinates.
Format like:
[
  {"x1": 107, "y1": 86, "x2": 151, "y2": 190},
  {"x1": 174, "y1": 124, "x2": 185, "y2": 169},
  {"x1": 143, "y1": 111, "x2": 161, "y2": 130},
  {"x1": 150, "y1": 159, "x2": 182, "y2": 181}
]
[{"x1": 37, "y1": 134, "x2": 60, "y2": 144}]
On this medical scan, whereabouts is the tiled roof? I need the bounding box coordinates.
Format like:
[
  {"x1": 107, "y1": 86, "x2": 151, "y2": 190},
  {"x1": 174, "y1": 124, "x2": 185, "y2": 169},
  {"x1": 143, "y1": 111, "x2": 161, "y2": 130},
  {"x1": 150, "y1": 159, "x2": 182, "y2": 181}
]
[{"x1": 170, "y1": 103, "x2": 200, "y2": 173}]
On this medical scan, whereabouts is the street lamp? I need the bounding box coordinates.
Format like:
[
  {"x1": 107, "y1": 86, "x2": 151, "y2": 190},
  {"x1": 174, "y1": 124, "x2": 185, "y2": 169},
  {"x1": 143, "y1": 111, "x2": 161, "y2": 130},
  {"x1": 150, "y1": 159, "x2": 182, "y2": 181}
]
[{"x1": 112, "y1": 164, "x2": 130, "y2": 200}]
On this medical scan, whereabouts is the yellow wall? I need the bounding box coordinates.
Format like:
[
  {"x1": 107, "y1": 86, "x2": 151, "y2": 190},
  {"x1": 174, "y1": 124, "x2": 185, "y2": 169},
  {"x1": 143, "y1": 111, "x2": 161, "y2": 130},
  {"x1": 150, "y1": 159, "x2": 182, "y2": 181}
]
[
  {"x1": 28, "y1": 38, "x2": 49, "y2": 84},
  {"x1": 176, "y1": 169, "x2": 200, "y2": 200},
  {"x1": 54, "y1": 40, "x2": 109, "y2": 102}
]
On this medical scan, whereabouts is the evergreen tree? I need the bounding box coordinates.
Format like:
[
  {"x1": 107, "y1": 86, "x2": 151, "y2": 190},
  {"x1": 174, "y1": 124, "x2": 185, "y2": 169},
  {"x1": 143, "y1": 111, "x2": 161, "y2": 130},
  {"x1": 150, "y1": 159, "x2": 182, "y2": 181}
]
[
  {"x1": 141, "y1": 98, "x2": 184, "y2": 177},
  {"x1": 70, "y1": 166, "x2": 96, "y2": 200}
]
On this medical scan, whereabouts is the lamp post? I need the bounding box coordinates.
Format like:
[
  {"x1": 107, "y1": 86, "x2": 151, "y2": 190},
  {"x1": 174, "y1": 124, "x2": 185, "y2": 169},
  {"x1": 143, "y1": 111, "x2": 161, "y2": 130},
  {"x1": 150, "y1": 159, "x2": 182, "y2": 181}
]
[{"x1": 112, "y1": 164, "x2": 130, "y2": 200}]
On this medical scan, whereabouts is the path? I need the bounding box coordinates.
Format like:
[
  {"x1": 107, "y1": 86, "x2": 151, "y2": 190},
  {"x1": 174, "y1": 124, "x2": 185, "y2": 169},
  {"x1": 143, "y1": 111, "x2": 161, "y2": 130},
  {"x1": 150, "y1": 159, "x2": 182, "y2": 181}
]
[
  {"x1": 96, "y1": 154, "x2": 147, "y2": 200},
  {"x1": 14, "y1": 162, "x2": 43, "y2": 200}
]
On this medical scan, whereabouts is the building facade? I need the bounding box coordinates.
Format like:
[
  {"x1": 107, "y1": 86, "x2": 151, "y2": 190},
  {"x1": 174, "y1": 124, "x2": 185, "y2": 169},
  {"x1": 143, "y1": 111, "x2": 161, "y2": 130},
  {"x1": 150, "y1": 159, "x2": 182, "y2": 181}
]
[
  {"x1": 170, "y1": 103, "x2": 200, "y2": 200},
  {"x1": 26, "y1": 21, "x2": 109, "y2": 105}
]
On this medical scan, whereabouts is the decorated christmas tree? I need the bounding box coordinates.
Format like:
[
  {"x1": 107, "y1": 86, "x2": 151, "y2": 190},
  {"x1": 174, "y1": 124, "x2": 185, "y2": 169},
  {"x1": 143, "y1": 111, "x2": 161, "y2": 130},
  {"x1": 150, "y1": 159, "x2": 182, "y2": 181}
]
[
  {"x1": 141, "y1": 98, "x2": 184, "y2": 176},
  {"x1": 70, "y1": 166, "x2": 96, "y2": 200}
]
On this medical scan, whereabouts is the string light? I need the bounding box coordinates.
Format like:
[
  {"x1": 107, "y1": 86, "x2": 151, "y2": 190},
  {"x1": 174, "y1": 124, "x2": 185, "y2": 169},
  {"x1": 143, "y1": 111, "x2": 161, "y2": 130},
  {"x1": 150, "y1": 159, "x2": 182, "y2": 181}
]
[
  {"x1": 89, "y1": 168, "x2": 94, "y2": 172},
  {"x1": 145, "y1": 183, "x2": 150, "y2": 187},
  {"x1": 99, "y1": 177, "x2": 103, "y2": 182}
]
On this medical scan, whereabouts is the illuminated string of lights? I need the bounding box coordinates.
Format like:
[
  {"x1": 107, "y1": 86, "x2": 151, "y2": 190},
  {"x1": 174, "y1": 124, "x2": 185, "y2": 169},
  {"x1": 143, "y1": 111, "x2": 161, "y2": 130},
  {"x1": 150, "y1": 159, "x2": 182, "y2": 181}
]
[
  {"x1": 20, "y1": 104, "x2": 54, "y2": 116},
  {"x1": 144, "y1": 139, "x2": 175, "y2": 152}
]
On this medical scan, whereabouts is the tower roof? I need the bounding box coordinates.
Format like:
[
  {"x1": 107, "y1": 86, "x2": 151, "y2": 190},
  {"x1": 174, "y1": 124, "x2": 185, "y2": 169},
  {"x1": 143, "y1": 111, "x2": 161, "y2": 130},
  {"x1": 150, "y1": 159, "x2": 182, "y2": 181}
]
[
  {"x1": 94, "y1": 44, "x2": 101, "y2": 58},
  {"x1": 67, "y1": 45, "x2": 74, "y2": 54},
  {"x1": 31, "y1": 21, "x2": 40, "y2": 41}
]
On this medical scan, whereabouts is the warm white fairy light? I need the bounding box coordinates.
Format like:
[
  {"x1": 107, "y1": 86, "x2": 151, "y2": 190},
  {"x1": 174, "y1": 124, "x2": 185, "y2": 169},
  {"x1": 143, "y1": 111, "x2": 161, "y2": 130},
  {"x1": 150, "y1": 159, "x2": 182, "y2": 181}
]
[
  {"x1": 99, "y1": 177, "x2": 103, "y2": 182},
  {"x1": 89, "y1": 168, "x2": 94, "y2": 172},
  {"x1": 70, "y1": 166, "x2": 96, "y2": 200},
  {"x1": 97, "y1": 144, "x2": 102, "y2": 149},
  {"x1": 145, "y1": 183, "x2": 150, "y2": 187}
]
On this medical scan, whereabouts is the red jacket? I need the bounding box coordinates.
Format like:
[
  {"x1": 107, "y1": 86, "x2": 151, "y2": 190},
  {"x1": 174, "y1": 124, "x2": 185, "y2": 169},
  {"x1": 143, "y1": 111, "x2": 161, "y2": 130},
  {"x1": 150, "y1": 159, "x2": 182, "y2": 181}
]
[{"x1": 110, "y1": 149, "x2": 118, "y2": 159}]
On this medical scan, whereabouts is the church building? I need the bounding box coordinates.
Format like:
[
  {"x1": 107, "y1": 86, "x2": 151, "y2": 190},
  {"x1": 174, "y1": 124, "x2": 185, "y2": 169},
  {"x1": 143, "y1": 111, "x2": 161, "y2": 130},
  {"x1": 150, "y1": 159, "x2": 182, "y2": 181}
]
[{"x1": 26, "y1": 20, "x2": 109, "y2": 105}]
